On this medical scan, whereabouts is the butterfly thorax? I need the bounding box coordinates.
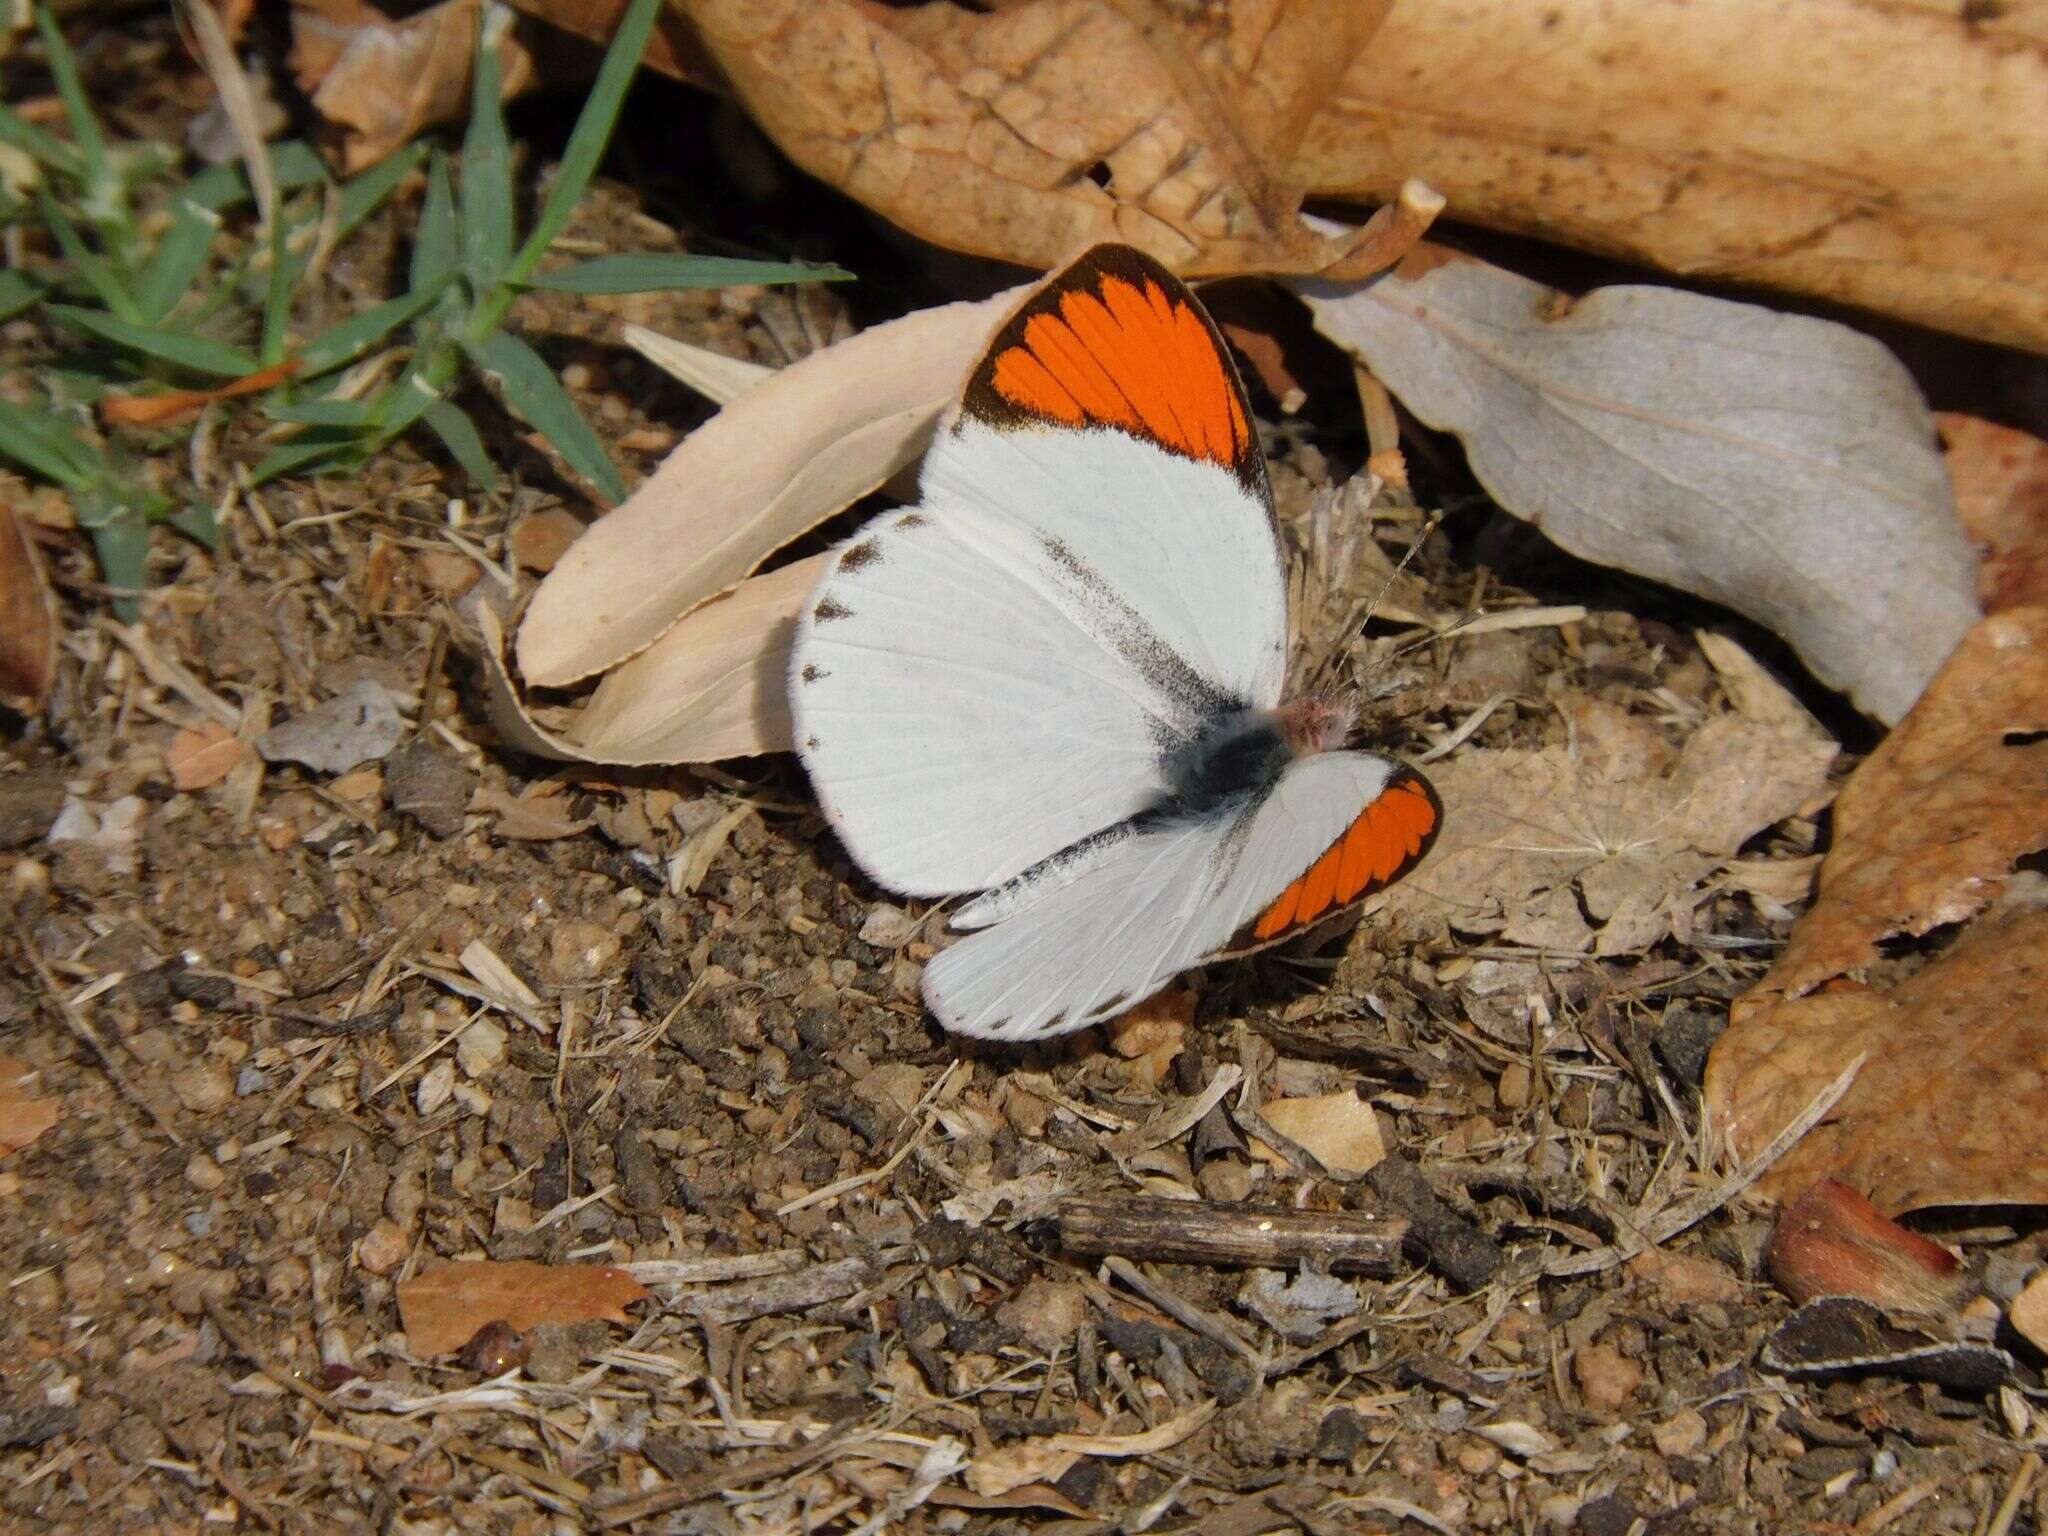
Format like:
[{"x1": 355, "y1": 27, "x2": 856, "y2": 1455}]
[{"x1": 1167, "y1": 698, "x2": 1354, "y2": 816}]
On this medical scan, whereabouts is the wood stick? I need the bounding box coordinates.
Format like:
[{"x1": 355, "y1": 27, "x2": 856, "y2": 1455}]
[{"x1": 1057, "y1": 1196, "x2": 1408, "y2": 1277}]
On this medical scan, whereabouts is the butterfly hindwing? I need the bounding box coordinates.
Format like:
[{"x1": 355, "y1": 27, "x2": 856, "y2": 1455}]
[{"x1": 924, "y1": 753, "x2": 1439, "y2": 1040}]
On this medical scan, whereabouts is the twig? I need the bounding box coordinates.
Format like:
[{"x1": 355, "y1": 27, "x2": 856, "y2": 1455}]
[
  {"x1": 203, "y1": 1294, "x2": 338, "y2": 1419},
  {"x1": 1099, "y1": 1255, "x2": 1263, "y2": 1364},
  {"x1": 590, "y1": 1425, "x2": 860, "y2": 1528},
  {"x1": 1985, "y1": 1454, "x2": 2040, "y2": 1536},
  {"x1": 1060, "y1": 1195, "x2": 1407, "y2": 1277},
  {"x1": 18, "y1": 927, "x2": 185, "y2": 1147},
  {"x1": 778, "y1": 1061, "x2": 961, "y2": 1214}
]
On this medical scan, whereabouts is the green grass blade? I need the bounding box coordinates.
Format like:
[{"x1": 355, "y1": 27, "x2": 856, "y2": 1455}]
[
  {"x1": 0, "y1": 100, "x2": 83, "y2": 179},
  {"x1": 34, "y1": 8, "x2": 109, "y2": 198},
  {"x1": 506, "y1": 0, "x2": 662, "y2": 288},
  {"x1": 166, "y1": 501, "x2": 219, "y2": 549},
  {"x1": 461, "y1": 330, "x2": 624, "y2": 502},
  {"x1": 40, "y1": 198, "x2": 140, "y2": 321},
  {"x1": 295, "y1": 279, "x2": 451, "y2": 378},
  {"x1": 526, "y1": 252, "x2": 854, "y2": 295},
  {"x1": 47, "y1": 304, "x2": 260, "y2": 378},
  {"x1": 265, "y1": 398, "x2": 379, "y2": 428},
  {"x1": 0, "y1": 399, "x2": 101, "y2": 487},
  {"x1": 335, "y1": 139, "x2": 427, "y2": 242},
  {"x1": 0, "y1": 269, "x2": 47, "y2": 323},
  {"x1": 460, "y1": 15, "x2": 515, "y2": 293},
  {"x1": 423, "y1": 400, "x2": 499, "y2": 492},
  {"x1": 412, "y1": 152, "x2": 459, "y2": 296},
  {"x1": 250, "y1": 429, "x2": 361, "y2": 484},
  {"x1": 135, "y1": 194, "x2": 221, "y2": 323},
  {"x1": 84, "y1": 507, "x2": 151, "y2": 622}
]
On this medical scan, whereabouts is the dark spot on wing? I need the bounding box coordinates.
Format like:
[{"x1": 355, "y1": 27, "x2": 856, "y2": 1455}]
[
  {"x1": 897, "y1": 511, "x2": 929, "y2": 529},
  {"x1": 1040, "y1": 1010, "x2": 1067, "y2": 1033},
  {"x1": 800, "y1": 663, "x2": 828, "y2": 683},
  {"x1": 813, "y1": 596, "x2": 851, "y2": 623},
  {"x1": 840, "y1": 538, "x2": 881, "y2": 572}
]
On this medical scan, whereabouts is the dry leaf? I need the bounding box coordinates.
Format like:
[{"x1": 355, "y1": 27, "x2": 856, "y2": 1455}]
[
  {"x1": 1938, "y1": 414, "x2": 2048, "y2": 613},
  {"x1": 0, "y1": 1055, "x2": 58, "y2": 1158},
  {"x1": 1747, "y1": 608, "x2": 2048, "y2": 1003},
  {"x1": 1299, "y1": 253, "x2": 1978, "y2": 723},
  {"x1": 99, "y1": 360, "x2": 298, "y2": 429},
  {"x1": 1254, "y1": 1091, "x2": 1385, "y2": 1177},
  {"x1": 0, "y1": 503, "x2": 57, "y2": 715},
  {"x1": 166, "y1": 721, "x2": 247, "y2": 791},
  {"x1": 485, "y1": 558, "x2": 824, "y2": 763},
  {"x1": 1105, "y1": 986, "x2": 1191, "y2": 1061},
  {"x1": 1379, "y1": 698, "x2": 1834, "y2": 957},
  {"x1": 257, "y1": 679, "x2": 408, "y2": 775},
  {"x1": 291, "y1": 0, "x2": 536, "y2": 171},
  {"x1": 1705, "y1": 901, "x2": 2048, "y2": 1213},
  {"x1": 472, "y1": 782, "x2": 594, "y2": 840},
  {"x1": 965, "y1": 1442, "x2": 1081, "y2": 1499},
  {"x1": 679, "y1": 0, "x2": 1415, "y2": 280},
  {"x1": 516, "y1": 292, "x2": 1015, "y2": 689},
  {"x1": 397, "y1": 1260, "x2": 649, "y2": 1356}
]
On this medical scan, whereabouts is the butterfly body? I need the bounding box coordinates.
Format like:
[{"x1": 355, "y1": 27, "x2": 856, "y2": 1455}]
[{"x1": 791, "y1": 245, "x2": 1440, "y2": 1041}]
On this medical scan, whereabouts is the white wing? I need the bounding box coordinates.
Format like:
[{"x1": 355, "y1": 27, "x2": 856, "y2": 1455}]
[
  {"x1": 924, "y1": 752, "x2": 1404, "y2": 1041},
  {"x1": 790, "y1": 428, "x2": 1281, "y2": 897}
]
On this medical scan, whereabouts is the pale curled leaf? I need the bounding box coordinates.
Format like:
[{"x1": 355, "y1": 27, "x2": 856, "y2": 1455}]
[
  {"x1": 621, "y1": 323, "x2": 773, "y2": 406},
  {"x1": 516, "y1": 290, "x2": 1015, "y2": 688},
  {"x1": 1299, "y1": 254, "x2": 1980, "y2": 723},
  {"x1": 484, "y1": 558, "x2": 824, "y2": 763}
]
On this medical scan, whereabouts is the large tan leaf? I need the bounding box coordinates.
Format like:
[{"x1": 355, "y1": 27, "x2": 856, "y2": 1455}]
[
  {"x1": 678, "y1": 0, "x2": 1406, "y2": 280},
  {"x1": 1299, "y1": 252, "x2": 1980, "y2": 724},
  {"x1": 1938, "y1": 414, "x2": 2048, "y2": 613},
  {"x1": 484, "y1": 557, "x2": 825, "y2": 763},
  {"x1": 1740, "y1": 607, "x2": 2048, "y2": 1004},
  {"x1": 1704, "y1": 903, "x2": 2048, "y2": 1214},
  {"x1": 1307, "y1": 0, "x2": 2048, "y2": 354},
  {"x1": 516, "y1": 290, "x2": 1015, "y2": 689}
]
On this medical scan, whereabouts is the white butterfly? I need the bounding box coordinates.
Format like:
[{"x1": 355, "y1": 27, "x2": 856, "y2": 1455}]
[{"x1": 790, "y1": 245, "x2": 1440, "y2": 1041}]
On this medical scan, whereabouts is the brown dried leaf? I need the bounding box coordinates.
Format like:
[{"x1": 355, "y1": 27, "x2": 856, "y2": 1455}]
[
  {"x1": 516, "y1": 291, "x2": 1013, "y2": 690},
  {"x1": 1300, "y1": 254, "x2": 1979, "y2": 723},
  {"x1": 1378, "y1": 698, "x2": 1834, "y2": 956},
  {"x1": 166, "y1": 722, "x2": 248, "y2": 792},
  {"x1": 0, "y1": 503, "x2": 57, "y2": 715},
  {"x1": 965, "y1": 1443, "x2": 1081, "y2": 1500},
  {"x1": 679, "y1": 0, "x2": 1403, "y2": 279},
  {"x1": 472, "y1": 782, "x2": 593, "y2": 840},
  {"x1": 291, "y1": 0, "x2": 536, "y2": 172},
  {"x1": 1747, "y1": 608, "x2": 2048, "y2": 1002},
  {"x1": 1938, "y1": 414, "x2": 2048, "y2": 613},
  {"x1": 1768, "y1": 1179, "x2": 1963, "y2": 1312},
  {"x1": 397, "y1": 1260, "x2": 649, "y2": 1357},
  {"x1": 2012, "y1": 1272, "x2": 2048, "y2": 1355},
  {"x1": 0, "y1": 1055, "x2": 58, "y2": 1158},
  {"x1": 1704, "y1": 902, "x2": 2048, "y2": 1213},
  {"x1": 1253, "y1": 1091, "x2": 1385, "y2": 1178}
]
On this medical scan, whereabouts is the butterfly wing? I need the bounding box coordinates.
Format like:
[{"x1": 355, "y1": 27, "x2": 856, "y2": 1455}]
[
  {"x1": 924, "y1": 753, "x2": 1442, "y2": 1041},
  {"x1": 791, "y1": 244, "x2": 1285, "y2": 897}
]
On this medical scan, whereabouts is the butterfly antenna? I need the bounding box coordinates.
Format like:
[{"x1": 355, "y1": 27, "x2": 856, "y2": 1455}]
[{"x1": 1307, "y1": 502, "x2": 1447, "y2": 695}]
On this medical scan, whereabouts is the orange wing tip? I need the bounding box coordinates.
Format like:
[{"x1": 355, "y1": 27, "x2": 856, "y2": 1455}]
[
  {"x1": 1250, "y1": 769, "x2": 1442, "y2": 944},
  {"x1": 965, "y1": 245, "x2": 1264, "y2": 493}
]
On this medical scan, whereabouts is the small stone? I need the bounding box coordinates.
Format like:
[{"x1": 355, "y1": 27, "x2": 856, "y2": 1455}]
[
  {"x1": 549, "y1": 920, "x2": 621, "y2": 983},
  {"x1": 1574, "y1": 1340, "x2": 1644, "y2": 1412},
  {"x1": 416, "y1": 1058, "x2": 456, "y2": 1115},
  {"x1": 996, "y1": 1278, "x2": 1090, "y2": 1353},
  {"x1": 357, "y1": 1218, "x2": 410, "y2": 1275},
  {"x1": 1454, "y1": 1439, "x2": 1501, "y2": 1475},
  {"x1": 456, "y1": 1016, "x2": 506, "y2": 1079},
  {"x1": 385, "y1": 736, "x2": 476, "y2": 840},
  {"x1": 459, "y1": 1318, "x2": 530, "y2": 1374},
  {"x1": 1651, "y1": 1407, "x2": 1707, "y2": 1458},
  {"x1": 1626, "y1": 1248, "x2": 1743, "y2": 1307},
  {"x1": 509, "y1": 508, "x2": 585, "y2": 573},
  {"x1": 264, "y1": 1257, "x2": 310, "y2": 1305},
  {"x1": 170, "y1": 1063, "x2": 234, "y2": 1115},
  {"x1": 236, "y1": 1065, "x2": 271, "y2": 1097},
  {"x1": 184, "y1": 1152, "x2": 225, "y2": 1191},
  {"x1": 1314, "y1": 1408, "x2": 1368, "y2": 1463},
  {"x1": 1496, "y1": 1061, "x2": 1532, "y2": 1109},
  {"x1": 416, "y1": 550, "x2": 479, "y2": 595},
  {"x1": 0, "y1": 771, "x2": 63, "y2": 848}
]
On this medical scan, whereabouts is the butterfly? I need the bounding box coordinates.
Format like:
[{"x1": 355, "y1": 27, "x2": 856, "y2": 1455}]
[{"x1": 789, "y1": 244, "x2": 1441, "y2": 1041}]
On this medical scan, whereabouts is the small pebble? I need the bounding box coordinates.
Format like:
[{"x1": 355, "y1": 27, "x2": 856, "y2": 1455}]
[
  {"x1": 357, "y1": 1218, "x2": 410, "y2": 1276},
  {"x1": 170, "y1": 1063, "x2": 234, "y2": 1115},
  {"x1": 184, "y1": 1153, "x2": 226, "y2": 1191}
]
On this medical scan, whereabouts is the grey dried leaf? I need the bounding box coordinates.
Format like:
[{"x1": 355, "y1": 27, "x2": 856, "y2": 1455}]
[
  {"x1": 257, "y1": 679, "x2": 408, "y2": 775},
  {"x1": 1299, "y1": 255, "x2": 1980, "y2": 723}
]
